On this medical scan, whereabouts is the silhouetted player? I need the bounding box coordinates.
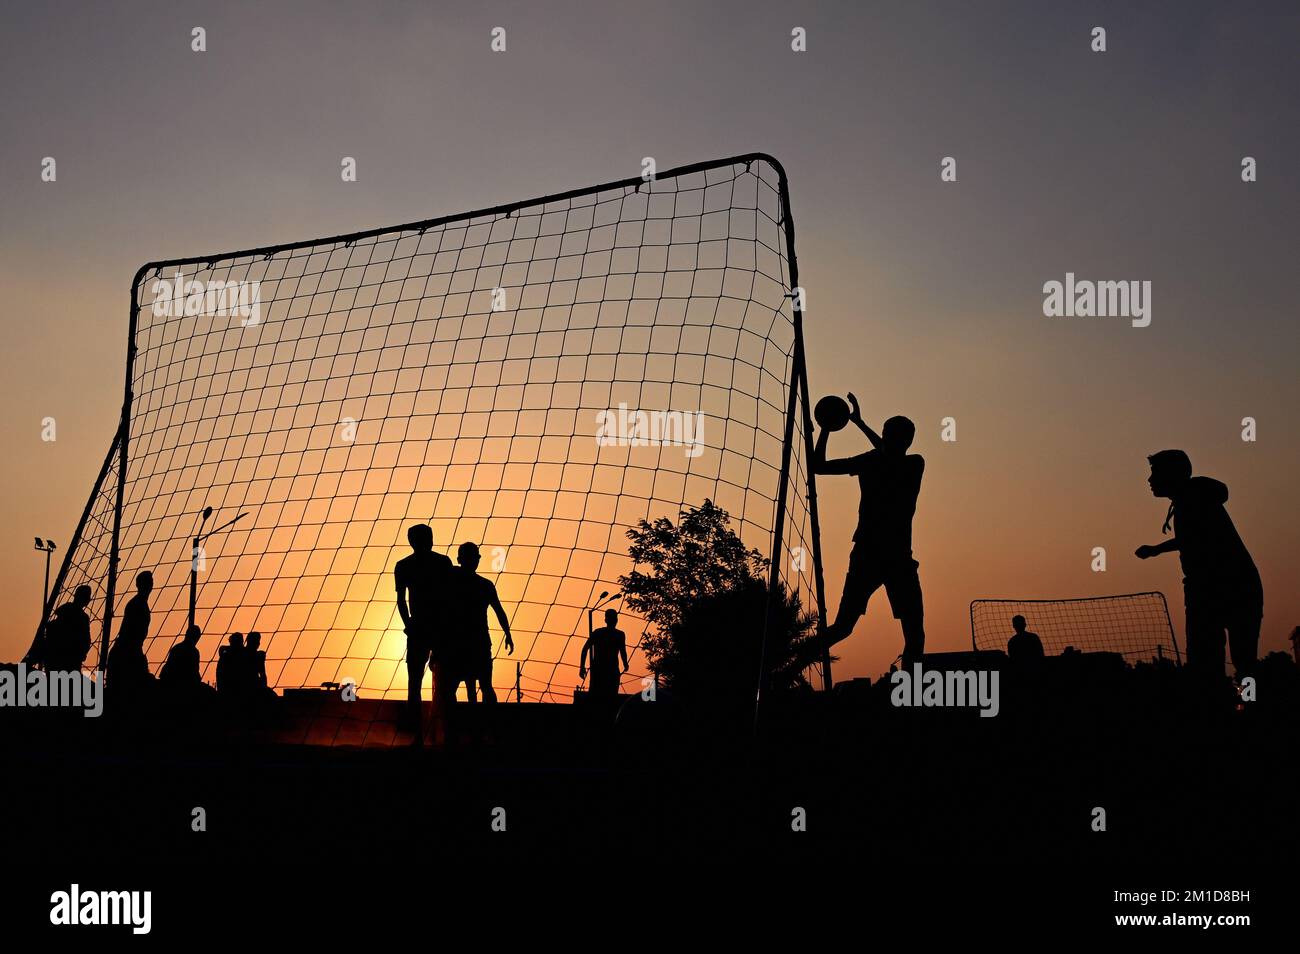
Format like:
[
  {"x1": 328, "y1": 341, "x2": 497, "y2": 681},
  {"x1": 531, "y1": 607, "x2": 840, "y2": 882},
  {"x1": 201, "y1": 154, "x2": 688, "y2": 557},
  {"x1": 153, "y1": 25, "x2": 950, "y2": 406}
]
[
  {"x1": 394, "y1": 523, "x2": 454, "y2": 727},
  {"x1": 814, "y1": 395, "x2": 926, "y2": 665},
  {"x1": 160, "y1": 625, "x2": 203, "y2": 687},
  {"x1": 448, "y1": 542, "x2": 513, "y2": 703},
  {"x1": 216, "y1": 633, "x2": 245, "y2": 695},
  {"x1": 580, "y1": 608, "x2": 628, "y2": 702},
  {"x1": 107, "y1": 570, "x2": 154, "y2": 692},
  {"x1": 44, "y1": 584, "x2": 93, "y2": 673},
  {"x1": 1007, "y1": 615, "x2": 1044, "y2": 662},
  {"x1": 1136, "y1": 450, "x2": 1263, "y2": 678},
  {"x1": 246, "y1": 631, "x2": 270, "y2": 696}
]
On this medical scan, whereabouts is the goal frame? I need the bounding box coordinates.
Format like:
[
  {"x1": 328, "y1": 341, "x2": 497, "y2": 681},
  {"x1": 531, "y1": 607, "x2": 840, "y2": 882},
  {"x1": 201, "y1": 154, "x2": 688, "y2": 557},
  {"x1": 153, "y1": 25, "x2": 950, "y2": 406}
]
[
  {"x1": 969, "y1": 591, "x2": 1182, "y2": 665},
  {"x1": 38, "y1": 153, "x2": 831, "y2": 688}
]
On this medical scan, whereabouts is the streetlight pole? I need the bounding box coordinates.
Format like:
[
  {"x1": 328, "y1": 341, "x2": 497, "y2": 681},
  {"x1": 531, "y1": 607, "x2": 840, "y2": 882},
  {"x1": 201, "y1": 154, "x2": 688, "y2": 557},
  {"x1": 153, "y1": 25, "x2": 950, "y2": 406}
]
[
  {"x1": 30, "y1": 538, "x2": 56, "y2": 664},
  {"x1": 189, "y1": 508, "x2": 212, "y2": 632},
  {"x1": 188, "y1": 508, "x2": 248, "y2": 631},
  {"x1": 35, "y1": 538, "x2": 56, "y2": 615}
]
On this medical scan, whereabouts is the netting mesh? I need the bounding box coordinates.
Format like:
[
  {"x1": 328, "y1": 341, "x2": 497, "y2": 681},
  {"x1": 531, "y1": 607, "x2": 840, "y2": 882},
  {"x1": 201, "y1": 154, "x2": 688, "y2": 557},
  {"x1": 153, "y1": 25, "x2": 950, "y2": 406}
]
[
  {"x1": 970, "y1": 593, "x2": 1180, "y2": 663},
  {"x1": 49, "y1": 156, "x2": 820, "y2": 700}
]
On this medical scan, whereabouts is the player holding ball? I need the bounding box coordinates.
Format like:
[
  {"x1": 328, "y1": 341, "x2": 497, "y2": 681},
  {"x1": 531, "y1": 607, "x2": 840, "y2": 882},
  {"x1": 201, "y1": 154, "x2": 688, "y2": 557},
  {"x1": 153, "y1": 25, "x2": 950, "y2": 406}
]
[{"x1": 812, "y1": 393, "x2": 926, "y2": 667}]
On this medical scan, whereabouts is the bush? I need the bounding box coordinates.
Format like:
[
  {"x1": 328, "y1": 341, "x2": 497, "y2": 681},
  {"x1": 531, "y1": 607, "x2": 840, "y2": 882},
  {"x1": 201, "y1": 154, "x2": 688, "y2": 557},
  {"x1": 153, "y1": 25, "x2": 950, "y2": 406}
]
[{"x1": 620, "y1": 500, "x2": 819, "y2": 710}]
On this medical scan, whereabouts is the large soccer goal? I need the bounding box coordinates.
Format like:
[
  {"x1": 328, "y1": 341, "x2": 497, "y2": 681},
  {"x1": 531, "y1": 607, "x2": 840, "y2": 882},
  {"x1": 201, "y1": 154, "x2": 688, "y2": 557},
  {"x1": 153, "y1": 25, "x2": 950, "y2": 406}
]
[
  {"x1": 970, "y1": 592, "x2": 1181, "y2": 664},
  {"x1": 41, "y1": 155, "x2": 827, "y2": 701}
]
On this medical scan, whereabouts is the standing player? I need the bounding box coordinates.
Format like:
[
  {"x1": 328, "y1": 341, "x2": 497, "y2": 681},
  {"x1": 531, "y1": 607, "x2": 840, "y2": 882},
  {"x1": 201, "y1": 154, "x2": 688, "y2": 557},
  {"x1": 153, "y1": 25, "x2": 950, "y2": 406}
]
[
  {"x1": 1007, "y1": 615, "x2": 1045, "y2": 662},
  {"x1": 448, "y1": 542, "x2": 514, "y2": 703},
  {"x1": 813, "y1": 394, "x2": 926, "y2": 667},
  {"x1": 580, "y1": 608, "x2": 628, "y2": 703},
  {"x1": 107, "y1": 570, "x2": 154, "y2": 696},
  {"x1": 43, "y1": 585, "x2": 94, "y2": 674},
  {"x1": 1136, "y1": 450, "x2": 1262, "y2": 680},
  {"x1": 394, "y1": 523, "x2": 454, "y2": 730}
]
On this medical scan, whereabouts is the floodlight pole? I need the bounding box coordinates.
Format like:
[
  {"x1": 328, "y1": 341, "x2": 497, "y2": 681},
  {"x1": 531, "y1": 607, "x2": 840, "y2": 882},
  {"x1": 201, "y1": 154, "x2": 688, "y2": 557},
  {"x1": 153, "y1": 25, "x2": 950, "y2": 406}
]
[
  {"x1": 188, "y1": 509, "x2": 212, "y2": 632},
  {"x1": 28, "y1": 539, "x2": 56, "y2": 664},
  {"x1": 189, "y1": 510, "x2": 248, "y2": 631},
  {"x1": 36, "y1": 540, "x2": 55, "y2": 625}
]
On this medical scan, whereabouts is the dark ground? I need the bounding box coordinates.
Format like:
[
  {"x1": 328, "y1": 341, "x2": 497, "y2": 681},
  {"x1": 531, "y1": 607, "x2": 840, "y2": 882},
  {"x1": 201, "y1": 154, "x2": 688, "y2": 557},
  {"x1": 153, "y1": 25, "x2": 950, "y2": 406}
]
[{"x1": 2, "y1": 653, "x2": 1295, "y2": 939}]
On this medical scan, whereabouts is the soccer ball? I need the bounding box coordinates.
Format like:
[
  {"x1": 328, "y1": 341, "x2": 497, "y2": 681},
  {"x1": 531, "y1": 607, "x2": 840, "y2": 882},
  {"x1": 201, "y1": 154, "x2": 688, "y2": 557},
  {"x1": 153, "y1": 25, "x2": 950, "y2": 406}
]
[{"x1": 814, "y1": 395, "x2": 851, "y2": 432}]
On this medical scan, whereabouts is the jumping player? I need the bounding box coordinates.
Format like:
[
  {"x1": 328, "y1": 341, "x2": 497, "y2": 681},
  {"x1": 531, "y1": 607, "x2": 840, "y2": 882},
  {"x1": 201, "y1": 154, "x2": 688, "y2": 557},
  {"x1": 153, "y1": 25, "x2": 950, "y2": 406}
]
[{"x1": 813, "y1": 393, "x2": 926, "y2": 666}]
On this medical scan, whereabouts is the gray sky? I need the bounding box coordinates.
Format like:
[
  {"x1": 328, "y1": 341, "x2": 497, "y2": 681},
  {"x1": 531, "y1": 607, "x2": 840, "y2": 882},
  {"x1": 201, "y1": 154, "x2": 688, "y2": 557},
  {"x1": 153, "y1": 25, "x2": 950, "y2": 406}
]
[{"x1": 2, "y1": 0, "x2": 1296, "y2": 677}]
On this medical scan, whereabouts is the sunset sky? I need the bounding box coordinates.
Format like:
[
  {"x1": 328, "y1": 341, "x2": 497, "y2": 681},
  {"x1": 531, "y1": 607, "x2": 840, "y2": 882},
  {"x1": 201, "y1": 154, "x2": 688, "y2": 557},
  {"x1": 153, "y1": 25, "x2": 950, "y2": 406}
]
[{"x1": 1, "y1": 0, "x2": 1295, "y2": 687}]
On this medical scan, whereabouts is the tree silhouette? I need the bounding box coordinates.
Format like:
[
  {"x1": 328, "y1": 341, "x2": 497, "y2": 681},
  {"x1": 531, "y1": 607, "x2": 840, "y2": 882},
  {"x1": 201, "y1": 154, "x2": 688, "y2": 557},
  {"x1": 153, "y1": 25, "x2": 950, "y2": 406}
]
[{"x1": 619, "y1": 500, "x2": 818, "y2": 705}]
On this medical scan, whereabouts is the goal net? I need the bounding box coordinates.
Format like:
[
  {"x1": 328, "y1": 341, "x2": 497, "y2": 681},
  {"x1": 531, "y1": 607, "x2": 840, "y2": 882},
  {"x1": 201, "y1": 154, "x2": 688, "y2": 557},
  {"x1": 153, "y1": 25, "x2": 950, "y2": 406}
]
[
  {"x1": 42, "y1": 155, "x2": 824, "y2": 701},
  {"x1": 970, "y1": 592, "x2": 1180, "y2": 664}
]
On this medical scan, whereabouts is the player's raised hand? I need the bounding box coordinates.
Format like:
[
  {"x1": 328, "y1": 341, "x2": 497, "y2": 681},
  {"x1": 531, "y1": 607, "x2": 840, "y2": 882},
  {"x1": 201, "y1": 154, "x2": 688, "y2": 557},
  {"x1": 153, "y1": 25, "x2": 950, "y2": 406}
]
[{"x1": 847, "y1": 392, "x2": 863, "y2": 425}]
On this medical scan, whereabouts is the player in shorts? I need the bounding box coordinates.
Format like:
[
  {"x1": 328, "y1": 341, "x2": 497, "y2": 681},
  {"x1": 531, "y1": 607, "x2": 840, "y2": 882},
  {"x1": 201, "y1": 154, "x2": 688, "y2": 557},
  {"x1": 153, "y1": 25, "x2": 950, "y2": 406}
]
[
  {"x1": 448, "y1": 542, "x2": 514, "y2": 703},
  {"x1": 394, "y1": 523, "x2": 454, "y2": 728},
  {"x1": 580, "y1": 608, "x2": 628, "y2": 703},
  {"x1": 813, "y1": 394, "x2": 926, "y2": 667}
]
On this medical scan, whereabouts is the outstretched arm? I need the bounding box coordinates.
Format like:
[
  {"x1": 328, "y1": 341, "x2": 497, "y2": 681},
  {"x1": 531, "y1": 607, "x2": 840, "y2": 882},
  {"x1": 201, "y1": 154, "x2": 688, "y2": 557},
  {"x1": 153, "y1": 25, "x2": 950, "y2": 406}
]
[{"x1": 1136, "y1": 539, "x2": 1179, "y2": 559}]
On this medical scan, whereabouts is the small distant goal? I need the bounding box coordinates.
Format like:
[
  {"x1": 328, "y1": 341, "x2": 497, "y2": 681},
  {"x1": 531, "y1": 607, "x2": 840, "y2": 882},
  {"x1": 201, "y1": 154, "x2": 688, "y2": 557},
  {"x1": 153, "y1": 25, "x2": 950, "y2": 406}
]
[{"x1": 970, "y1": 592, "x2": 1181, "y2": 665}]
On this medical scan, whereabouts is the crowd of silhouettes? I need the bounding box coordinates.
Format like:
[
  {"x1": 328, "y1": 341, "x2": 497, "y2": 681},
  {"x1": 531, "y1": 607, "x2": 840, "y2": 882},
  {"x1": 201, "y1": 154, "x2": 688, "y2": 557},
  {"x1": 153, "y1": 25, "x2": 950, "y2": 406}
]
[
  {"x1": 20, "y1": 424, "x2": 1280, "y2": 734},
  {"x1": 22, "y1": 564, "x2": 281, "y2": 717},
  {"x1": 22, "y1": 523, "x2": 521, "y2": 738},
  {"x1": 215, "y1": 631, "x2": 273, "y2": 703}
]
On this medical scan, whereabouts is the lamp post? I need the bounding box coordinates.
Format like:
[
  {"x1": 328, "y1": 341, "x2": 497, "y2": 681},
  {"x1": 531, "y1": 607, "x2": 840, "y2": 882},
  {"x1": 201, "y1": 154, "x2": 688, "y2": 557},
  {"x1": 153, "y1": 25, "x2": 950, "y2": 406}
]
[
  {"x1": 188, "y1": 508, "x2": 211, "y2": 630},
  {"x1": 30, "y1": 538, "x2": 57, "y2": 663},
  {"x1": 188, "y1": 508, "x2": 248, "y2": 631},
  {"x1": 34, "y1": 537, "x2": 56, "y2": 618}
]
